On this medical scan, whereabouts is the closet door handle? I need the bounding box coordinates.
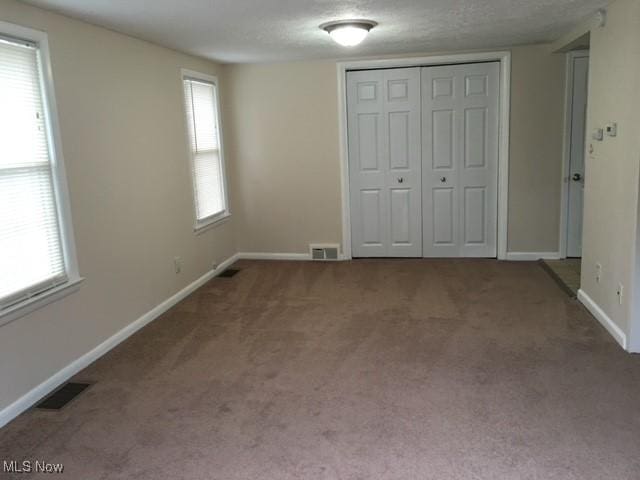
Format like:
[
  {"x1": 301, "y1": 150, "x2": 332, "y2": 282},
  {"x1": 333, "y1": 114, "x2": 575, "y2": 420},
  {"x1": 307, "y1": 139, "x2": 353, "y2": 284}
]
[
  {"x1": 397, "y1": 177, "x2": 404, "y2": 183},
  {"x1": 440, "y1": 176, "x2": 446, "y2": 183}
]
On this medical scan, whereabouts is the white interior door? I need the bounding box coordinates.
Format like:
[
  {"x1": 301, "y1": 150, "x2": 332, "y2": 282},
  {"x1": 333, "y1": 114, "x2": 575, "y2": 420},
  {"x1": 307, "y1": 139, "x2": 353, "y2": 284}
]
[
  {"x1": 422, "y1": 62, "x2": 499, "y2": 257},
  {"x1": 347, "y1": 68, "x2": 422, "y2": 257},
  {"x1": 567, "y1": 53, "x2": 589, "y2": 258}
]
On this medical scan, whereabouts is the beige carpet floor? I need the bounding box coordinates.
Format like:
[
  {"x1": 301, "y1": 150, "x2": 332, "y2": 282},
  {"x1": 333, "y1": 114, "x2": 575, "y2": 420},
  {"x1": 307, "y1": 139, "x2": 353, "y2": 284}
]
[{"x1": 1, "y1": 259, "x2": 640, "y2": 479}]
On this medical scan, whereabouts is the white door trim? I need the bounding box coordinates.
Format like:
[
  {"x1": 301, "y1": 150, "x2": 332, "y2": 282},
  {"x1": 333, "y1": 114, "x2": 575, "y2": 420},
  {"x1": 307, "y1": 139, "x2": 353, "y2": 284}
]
[
  {"x1": 337, "y1": 51, "x2": 511, "y2": 260},
  {"x1": 559, "y1": 50, "x2": 590, "y2": 258}
]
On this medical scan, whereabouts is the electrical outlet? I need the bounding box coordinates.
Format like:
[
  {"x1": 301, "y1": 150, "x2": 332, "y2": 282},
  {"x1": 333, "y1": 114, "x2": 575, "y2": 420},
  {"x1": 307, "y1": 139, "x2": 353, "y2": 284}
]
[
  {"x1": 595, "y1": 263, "x2": 602, "y2": 283},
  {"x1": 617, "y1": 283, "x2": 624, "y2": 305},
  {"x1": 174, "y1": 256, "x2": 182, "y2": 274}
]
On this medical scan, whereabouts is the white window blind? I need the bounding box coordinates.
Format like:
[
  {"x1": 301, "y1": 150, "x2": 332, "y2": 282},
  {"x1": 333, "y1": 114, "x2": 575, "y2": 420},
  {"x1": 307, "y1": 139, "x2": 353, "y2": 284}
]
[
  {"x1": 183, "y1": 77, "x2": 226, "y2": 224},
  {"x1": 0, "y1": 35, "x2": 67, "y2": 309}
]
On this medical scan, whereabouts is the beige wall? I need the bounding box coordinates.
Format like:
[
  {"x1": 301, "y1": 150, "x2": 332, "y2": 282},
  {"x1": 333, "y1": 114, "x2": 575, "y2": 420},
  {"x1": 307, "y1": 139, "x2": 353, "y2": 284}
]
[
  {"x1": 222, "y1": 61, "x2": 343, "y2": 253},
  {"x1": 0, "y1": 0, "x2": 235, "y2": 410},
  {"x1": 508, "y1": 46, "x2": 566, "y2": 252},
  {"x1": 224, "y1": 45, "x2": 566, "y2": 256},
  {"x1": 579, "y1": 0, "x2": 640, "y2": 345}
]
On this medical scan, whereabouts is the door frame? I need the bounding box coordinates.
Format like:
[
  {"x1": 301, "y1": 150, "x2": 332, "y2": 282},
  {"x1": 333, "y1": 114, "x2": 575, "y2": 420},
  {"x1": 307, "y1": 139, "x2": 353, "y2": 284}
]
[
  {"x1": 337, "y1": 51, "x2": 511, "y2": 260},
  {"x1": 559, "y1": 49, "x2": 590, "y2": 259}
]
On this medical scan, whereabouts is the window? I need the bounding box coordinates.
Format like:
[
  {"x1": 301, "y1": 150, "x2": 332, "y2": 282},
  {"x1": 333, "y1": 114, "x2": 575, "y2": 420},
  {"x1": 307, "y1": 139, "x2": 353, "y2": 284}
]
[
  {"x1": 0, "y1": 23, "x2": 80, "y2": 324},
  {"x1": 181, "y1": 70, "x2": 229, "y2": 230}
]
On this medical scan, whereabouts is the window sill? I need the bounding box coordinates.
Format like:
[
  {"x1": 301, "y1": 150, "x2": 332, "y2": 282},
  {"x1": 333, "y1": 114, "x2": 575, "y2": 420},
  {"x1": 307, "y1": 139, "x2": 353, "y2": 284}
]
[
  {"x1": 194, "y1": 212, "x2": 231, "y2": 235},
  {"x1": 0, "y1": 277, "x2": 84, "y2": 328}
]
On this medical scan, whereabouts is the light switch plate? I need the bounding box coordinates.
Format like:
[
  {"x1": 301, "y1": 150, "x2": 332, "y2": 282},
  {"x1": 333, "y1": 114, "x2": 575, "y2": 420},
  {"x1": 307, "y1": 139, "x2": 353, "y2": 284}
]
[{"x1": 592, "y1": 128, "x2": 604, "y2": 141}]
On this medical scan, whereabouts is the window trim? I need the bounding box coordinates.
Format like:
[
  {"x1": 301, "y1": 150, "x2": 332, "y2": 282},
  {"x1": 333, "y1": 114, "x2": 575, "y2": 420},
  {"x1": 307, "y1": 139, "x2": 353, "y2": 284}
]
[
  {"x1": 0, "y1": 21, "x2": 82, "y2": 327},
  {"x1": 180, "y1": 69, "x2": 231, "y2": 233}
]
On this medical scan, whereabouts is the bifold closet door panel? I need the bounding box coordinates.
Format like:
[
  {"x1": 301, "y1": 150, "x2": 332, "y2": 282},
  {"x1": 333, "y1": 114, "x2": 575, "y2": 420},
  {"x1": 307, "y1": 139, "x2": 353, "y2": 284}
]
[
  {"x1": 347, "y1": 68, "x2": 422, "y2": 257},
  {"x1": 421, "y1": 62, "x2": 499, "y2": 258}
]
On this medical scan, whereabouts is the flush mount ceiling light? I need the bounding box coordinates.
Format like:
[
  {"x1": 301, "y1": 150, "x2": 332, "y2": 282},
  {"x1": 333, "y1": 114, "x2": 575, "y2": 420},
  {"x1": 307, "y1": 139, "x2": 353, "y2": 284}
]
[{"x1": 320, "y1": 20, "x2": 378, "y2": 47}]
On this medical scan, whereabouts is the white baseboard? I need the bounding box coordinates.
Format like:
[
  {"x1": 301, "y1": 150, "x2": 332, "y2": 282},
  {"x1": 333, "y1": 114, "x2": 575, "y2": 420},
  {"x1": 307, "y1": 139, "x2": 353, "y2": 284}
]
[
  {"x1": 237, "y1": 252, "x2": 311, "y2": 261},
  {"x1": 505, "y1": 251, "x2": 562, "y2": 261},
  {"x1": 0, "y1": 253, "x2": 240, "y2": 429},
  {"x1": 577, "y1": 289, "x2": 627, "y2": 350},
  {"x1": 627, "y1": 332, "x2": 640, "y2": 354}
]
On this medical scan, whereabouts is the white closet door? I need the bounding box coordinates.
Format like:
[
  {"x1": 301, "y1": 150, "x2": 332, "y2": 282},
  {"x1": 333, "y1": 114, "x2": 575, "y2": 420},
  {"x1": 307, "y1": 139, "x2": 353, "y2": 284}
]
[
  {"x1": 422, "y1": 62, "x2": 499, "y2": 257},
  {"x1": 347, "y1": 68, "x2": 422, "y2": 257}
]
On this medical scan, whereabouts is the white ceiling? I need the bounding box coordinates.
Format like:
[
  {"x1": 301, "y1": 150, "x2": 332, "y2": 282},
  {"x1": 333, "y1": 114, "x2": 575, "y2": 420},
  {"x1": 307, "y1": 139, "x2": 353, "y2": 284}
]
[{"x1": 24, "y1": 0, "x2": 605, "y2": 63}]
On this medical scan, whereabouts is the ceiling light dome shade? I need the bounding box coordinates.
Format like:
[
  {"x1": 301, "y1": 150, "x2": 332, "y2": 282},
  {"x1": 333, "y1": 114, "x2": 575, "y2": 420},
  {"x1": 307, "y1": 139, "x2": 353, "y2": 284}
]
[{"x1": 320, "y1": 20, "x2": 377, "y2": 47}]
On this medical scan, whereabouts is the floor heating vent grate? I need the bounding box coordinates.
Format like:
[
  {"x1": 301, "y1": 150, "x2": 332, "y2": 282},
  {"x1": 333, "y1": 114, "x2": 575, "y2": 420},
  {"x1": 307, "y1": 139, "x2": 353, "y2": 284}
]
[
  {"x1": 36, "y1": 382, "x2": 92, "y2": 410},
  {"x1": 218, "y1": 268, "x2": 240, "y2": 278}
]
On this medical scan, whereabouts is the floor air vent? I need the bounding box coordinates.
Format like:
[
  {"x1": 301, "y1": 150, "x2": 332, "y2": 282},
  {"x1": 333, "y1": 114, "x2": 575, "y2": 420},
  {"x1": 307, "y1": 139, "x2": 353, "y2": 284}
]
[
  {"x1": 218, "y1": 268, "x2": 240, "y2": 278},
  {"x1": 310, "y1": 244, "x2": 340, "y2": 261},
  {"x1": 36, "y1": 382, "x2": 91, "y2": 410}
]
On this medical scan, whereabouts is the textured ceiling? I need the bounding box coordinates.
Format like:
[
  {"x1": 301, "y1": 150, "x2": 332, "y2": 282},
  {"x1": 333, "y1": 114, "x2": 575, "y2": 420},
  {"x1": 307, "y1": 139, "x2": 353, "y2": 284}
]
[{"x1": 23, "y1": 0, "x2": 606, "y2": 63}]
